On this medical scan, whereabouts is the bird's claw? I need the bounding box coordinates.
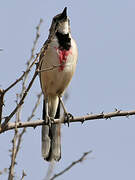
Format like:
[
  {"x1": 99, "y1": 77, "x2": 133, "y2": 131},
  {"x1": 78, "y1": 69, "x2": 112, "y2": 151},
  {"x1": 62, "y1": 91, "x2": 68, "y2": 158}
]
[
  {"x1": 45, "y1": 116, "x2": 54, "y2": 127},
  {"x1": 64, "y1": 113, "x2": 73, "y2": 127}
]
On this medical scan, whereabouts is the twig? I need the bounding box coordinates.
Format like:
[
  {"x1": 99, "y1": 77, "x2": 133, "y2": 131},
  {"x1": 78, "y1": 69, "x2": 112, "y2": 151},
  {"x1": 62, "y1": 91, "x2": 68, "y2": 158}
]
[
  {"x1": 21, "y1": 19, "x2": 43, "y2": 97},
  {"x1": 4, "y1": 20, "x2": 43, "y2": 95},
  {"x1": 4, "y1": 53, "x2": 39, "y2": 94},
  {"x1": 1, "y1": 70, "x2": 38, "y2": 129},
  {"x1": 15, "y1": 92, "x2": 42, "y2": 158},
  {"x1": 0, "y1": 89, "x2": 4, "y2": 124},
  {"x1": 4, "y1": 72, "x2": 29, "y2": 94},
  {"x1": 7, "y1": 20, "x2": 42, "y2": 180},
  {"x1": 0, "y1": 168, "x2": 8, "y2": 175},
  {"x1": 20, "y1": 170, "x2": 26, "y2": 180},
  {"x1": 1, "y1": 109, "x2": 135, "y2": 133},
  {"x1": 8, "y1": 94, "x2": 20, "y2": 180},
  {"x1": 29, "y1": 19, "x2": 43, "y2": 64},
  {"x1": 17, "y1": 19, "x2": 42, "y2": 125},
  {"x1": 7, "y1": 93, "x2": 42, "y2": 180},
  {"x1": 50, "y1": 151, "x2": 92, "y2": 180},
  {"x1": 1, "y1": 15, "x2": 58, "y2": 129},
  {"x1": 8, "y1": 123, "x2": 18, "y2": 180},
  {"x1": 0, "y1": 19, "x2": 42, "y2": 125},
  {"x1": 37, "y1": 62, "x2": 72, "y2": 73},
  {"x1": 27, "y1": 92, "x2": 42, "y2": 122}
]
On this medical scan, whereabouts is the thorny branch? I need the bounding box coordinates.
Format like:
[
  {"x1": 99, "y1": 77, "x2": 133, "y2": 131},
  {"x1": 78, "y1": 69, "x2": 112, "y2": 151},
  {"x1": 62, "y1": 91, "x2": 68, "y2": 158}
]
[
  {"x1": 37, "y1": 62, "x2": 71, "y2": 73},
  {"x1": 0, "y1": 19, "x2": 43, "y2": 125},
  {"x1": 0, "y1": 89, "x2": 4, "y2": 124},
  {"x1": 1, "y1": 71, "x2": 38, "y2": 128},
  {"x1": 20, "y1": 170, "x2": 26, "y2": 180},
  {"x1": 21, "y1": 19, "x2": 43, "y2": 96},
  {"x1": 1, "y1": 16, "x2": 58, "y2": 129},
  {"x1": 1, "y1": 108, "x2": 135, "y2": 133},
  {"x1": 4, "y1": 20, "x2": 43, "y2": 95},
  {"x1": 50, "y1": 151, "x2": 92, "y2": 180},
  {"x1": 7, "y1": 93, "x2": 42, "y2": 180},
  {"x1": 8, "y1": 123, "x2": 18, "y2": 180},
  {"x1": 15, "y1": 92, "x2": 42, "y2": 159},
  {"x1": 7, "y1": 20, "x2": 43, "y2": 180}
]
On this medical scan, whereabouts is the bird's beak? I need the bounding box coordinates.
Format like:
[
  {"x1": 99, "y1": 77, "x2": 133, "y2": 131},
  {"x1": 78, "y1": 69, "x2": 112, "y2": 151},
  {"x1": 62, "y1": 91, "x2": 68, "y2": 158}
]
[{"x1": 60, "y1": 7, "x2": 67, "y2": 20}]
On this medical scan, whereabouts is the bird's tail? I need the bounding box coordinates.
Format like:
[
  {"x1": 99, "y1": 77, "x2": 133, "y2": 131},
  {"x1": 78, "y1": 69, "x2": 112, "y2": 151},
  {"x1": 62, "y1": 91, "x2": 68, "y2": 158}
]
[{"x1": 42, "y1": 97, "x2": 61, "y2": 161}]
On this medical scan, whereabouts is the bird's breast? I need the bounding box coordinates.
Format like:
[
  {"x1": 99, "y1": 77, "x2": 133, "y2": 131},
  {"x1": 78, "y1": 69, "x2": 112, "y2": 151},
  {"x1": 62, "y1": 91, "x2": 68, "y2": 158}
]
[{"x1": 40, "y1": 39, "x2": 77, "y2": 96}]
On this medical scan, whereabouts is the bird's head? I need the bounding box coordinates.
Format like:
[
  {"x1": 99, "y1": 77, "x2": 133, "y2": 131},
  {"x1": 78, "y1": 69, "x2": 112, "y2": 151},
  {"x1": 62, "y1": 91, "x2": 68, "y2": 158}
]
[{"x1": 52, "y1": 7, "x2": 70, "y2": 35}]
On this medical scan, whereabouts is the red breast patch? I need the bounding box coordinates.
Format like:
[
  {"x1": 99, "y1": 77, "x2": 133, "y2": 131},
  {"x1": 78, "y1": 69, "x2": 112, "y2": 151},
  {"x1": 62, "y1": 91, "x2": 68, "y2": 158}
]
[{"x1": 55, "y1": 48, "x2": 72, "y2": 71}]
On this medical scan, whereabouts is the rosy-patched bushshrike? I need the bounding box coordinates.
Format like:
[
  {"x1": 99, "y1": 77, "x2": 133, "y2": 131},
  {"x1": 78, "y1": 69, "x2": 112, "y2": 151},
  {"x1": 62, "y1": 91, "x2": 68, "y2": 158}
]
[{"x1": 39, "y1": 7, "x2": 78, "y2": 161}]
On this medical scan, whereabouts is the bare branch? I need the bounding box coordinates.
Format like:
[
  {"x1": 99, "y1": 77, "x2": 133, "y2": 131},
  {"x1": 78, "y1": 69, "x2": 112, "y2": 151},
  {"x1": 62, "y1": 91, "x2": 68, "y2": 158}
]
[
  {"x1": 7, "y1": 20, "x2": 42, "y2": 180},
  {"x1": 7, "y1": 93, "x2": 42, "y2": 180},
  {"x1": 1, "y1": 16, "x2": 58, "y2": 129},
  {"x1": 1, "y1": 70, "x2": 38, "y2": 129},
  {"x1": 29, "y1": 19, "x2": 43, "y2": 64},
  {"x1": 50, "y1": 151, "x2": 92, "y2": 180},
  {"x1": 4, "y1": 68, "x2": 40, "y2": 128},
  {"x1": 0, "y1": 168, "x2": 8, "y2": 176},
  {"x1": 4, "y1": 19, "x2": 43, "y2": 95},
  {"x1": 4, "y1": 72, "x2": 28, "y2": 94},
  {"x1": 1, "y1": 108, "x2": 135, "y2": 133},
  {"x1": 8, "y1": 123, "x2": 18, "y2": 180},
  {"x1": 20, "y1": 170, "x2": 26, "y2": 180},
  {"x1": 21, "y1": 19, "x2": 43, "y2": 97},
  {"x1": 8, "y1": 94, "x2": 20, "y2": 180},
  {"x1": 37, "y1": 62, "x2": 71, "y2": 73},
  {"x1": 15, "y1": 92, "x2": 42, "y2": 158},
  {"x1": 27, "y1": 92, "x2": 42, "y2": 122},
  {"x1": 0, "y1": 89, "x2": 4, "y2": 124}
]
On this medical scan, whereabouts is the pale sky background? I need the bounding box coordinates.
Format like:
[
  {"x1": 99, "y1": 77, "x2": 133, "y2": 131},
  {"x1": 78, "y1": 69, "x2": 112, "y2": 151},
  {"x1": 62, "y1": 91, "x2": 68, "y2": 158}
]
[{"x1": 1, "y1": 0, "x2": 135, "y2": 180}]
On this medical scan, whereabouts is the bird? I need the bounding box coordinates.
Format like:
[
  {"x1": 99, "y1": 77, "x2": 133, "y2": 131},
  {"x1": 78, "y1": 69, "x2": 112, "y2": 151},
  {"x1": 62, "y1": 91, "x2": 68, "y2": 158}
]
[{"x1": 39, "y1": 7, "x2": 78, "y2": 161}]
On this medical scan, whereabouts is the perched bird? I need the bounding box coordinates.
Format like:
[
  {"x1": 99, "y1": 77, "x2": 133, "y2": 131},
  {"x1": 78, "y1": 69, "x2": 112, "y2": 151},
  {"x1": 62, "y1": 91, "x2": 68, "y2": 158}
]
[{"x1": 39, "y1": 7, "x2": 78, "y2": 161}]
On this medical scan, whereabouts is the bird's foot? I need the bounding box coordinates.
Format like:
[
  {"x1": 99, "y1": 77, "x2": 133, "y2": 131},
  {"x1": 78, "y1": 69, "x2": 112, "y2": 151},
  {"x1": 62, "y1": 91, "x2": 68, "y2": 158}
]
[
  {"x1": 45, "y1": 115, "x2": 54, "y2": 127},
  {"x1": 64, "y1": 113, "x2": 73, "y2": 127}
]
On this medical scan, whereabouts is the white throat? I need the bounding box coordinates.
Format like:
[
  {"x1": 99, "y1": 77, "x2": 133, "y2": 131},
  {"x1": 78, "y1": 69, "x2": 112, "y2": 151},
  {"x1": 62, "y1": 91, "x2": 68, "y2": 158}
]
[{"x1": 58, "y1": 21, "x2": 69, "y2": 34}]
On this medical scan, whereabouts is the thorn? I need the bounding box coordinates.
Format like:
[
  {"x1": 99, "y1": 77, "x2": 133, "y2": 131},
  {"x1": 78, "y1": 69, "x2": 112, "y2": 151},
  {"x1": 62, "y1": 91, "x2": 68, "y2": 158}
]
[
  {"x1": 22, "y1": 170, "x2": 27, "y2": 177},
  {"x1": 33, "y1": 125, "x2": 37, "y2": 129},
  {"x1": 19, "y1": 122, "x2": 22, "y2": 126},
  {"x1": 81, "y1": 117, "x2": 85, "y2": 124},
  {"x1": 126, "y1": 115, "x2": 129, "y2": 119},
  {"x1": 114, "y1": 108, "x2": 121, "y2": 113}
]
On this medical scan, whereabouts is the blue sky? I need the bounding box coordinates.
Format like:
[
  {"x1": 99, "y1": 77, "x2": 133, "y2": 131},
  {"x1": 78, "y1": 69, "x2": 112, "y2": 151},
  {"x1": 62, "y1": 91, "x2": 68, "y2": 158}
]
[{"x1": 1, "y1": 0, "x2": 135, "y2": 179}]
